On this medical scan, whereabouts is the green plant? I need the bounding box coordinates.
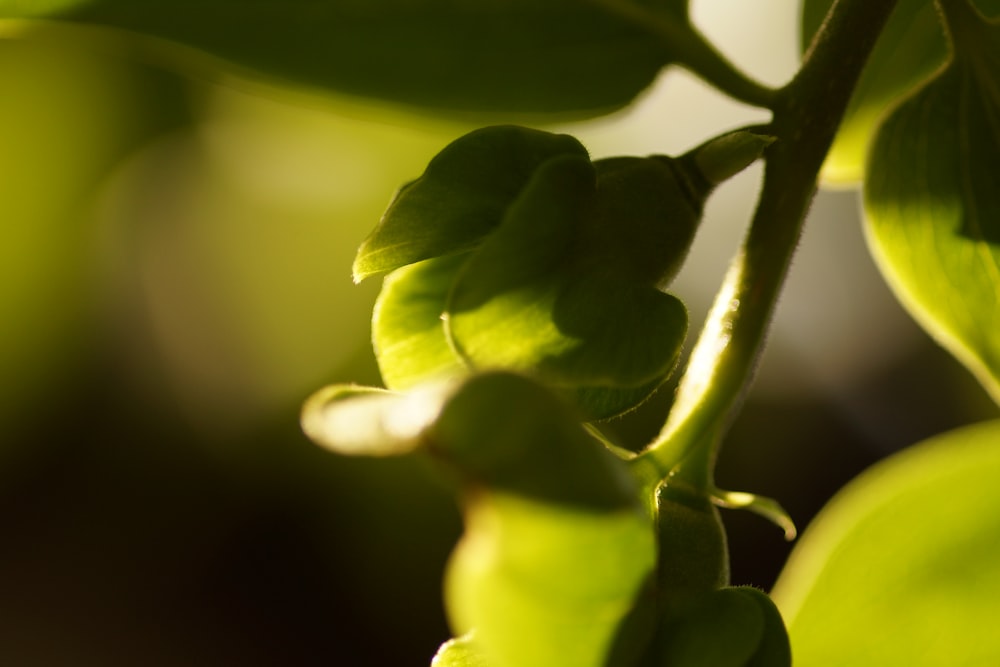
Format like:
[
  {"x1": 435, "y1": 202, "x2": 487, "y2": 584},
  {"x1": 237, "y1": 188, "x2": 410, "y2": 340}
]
[{"x1": 4, "y1": 0, "x2": 999, "y2": 664}]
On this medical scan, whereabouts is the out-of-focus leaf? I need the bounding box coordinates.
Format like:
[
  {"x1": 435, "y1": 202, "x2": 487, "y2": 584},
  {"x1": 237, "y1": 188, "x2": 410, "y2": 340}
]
[
  {"x1": 800, "y1": 0, "x2": 1000, "y2": 184},
  {"x1": 772, "y1": 419, "x2": 1000, "y2": 665},
  {"x1": 301, "y1": 384, "x2": 444, "y2": 457},
  {"x1": 0, "y1": 32, "x2": 189, "y2": 435},
  {"x1": 354, "y1": 126, "x2": 587, "y2": 281},
  {"x1": 429, "y1": 372, "x2": 637, "y2": 508},
  {"x1": 2, "y1": 0, "x2": 683, "y2": 118},
  {"x1": 445, "y1": 490, "x2": 654, "y2": 667},
  {"x1": 432, "y1": 634, "x2": 492, "y2": 667},
  {"x1": 863, "y1": 1, "x2": 1000, "y2": 403},
  {"x1": 426, "y1": 372, "x2": 655, "y2": 667}
]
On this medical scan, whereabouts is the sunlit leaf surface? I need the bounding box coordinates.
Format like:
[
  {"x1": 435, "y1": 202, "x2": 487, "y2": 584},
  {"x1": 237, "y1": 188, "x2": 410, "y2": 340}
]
[
  {"x1": 432, "y1": 634, "x2": 492, "y2": 667},
  {"x1": 801, "y1": 0, "x2": 1000, "y2": 184},
  {"x1": 773, "y1": 419, "x2": 1000, "y2": 665},
  {"x1": 863, "y1": 1, "x2": 1000, "y2": 403},
  {"x1": 430, "y1": 373, "x2": 655, "y2": 667},
  {"x1": 2, "y1": 0, "x2": 682, "y2": 117}
]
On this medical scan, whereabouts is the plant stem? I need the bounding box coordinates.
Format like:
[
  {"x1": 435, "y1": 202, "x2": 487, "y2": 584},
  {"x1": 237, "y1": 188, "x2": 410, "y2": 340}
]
[
  {"x1": 588, "y1": 0, "x2": 776, "y2": 108},
  {"x1": 635, "y1": 0, "x2": 901, "y2": 485}
]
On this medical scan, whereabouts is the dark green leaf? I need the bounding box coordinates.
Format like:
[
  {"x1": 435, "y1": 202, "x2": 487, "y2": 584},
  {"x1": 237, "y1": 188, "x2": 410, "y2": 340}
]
[
  {"x1": 4, "y1": 1, "x2": 681, "y2": 117},
  {"x1": 737, "y1": 587, "x2": 791, "y2": 667},
  {"x1": 429, "y1": 372, "x2": 637, "y2": 508},
  {"x1": 655, "y1": 588, "x2": 764, "y2": 667},
  {"x1": 772, "y1": 419, "x2": 1000, "y2": 665},
  {"x1": 801, "y1": 0, "x2": 1000, "y2": 184},
  {"x1": 863, "y1": 1, "x2": 1000, "y2": 403},
  {"x1": 354, "y1": 126, "x2": 588, "y2": 281}
]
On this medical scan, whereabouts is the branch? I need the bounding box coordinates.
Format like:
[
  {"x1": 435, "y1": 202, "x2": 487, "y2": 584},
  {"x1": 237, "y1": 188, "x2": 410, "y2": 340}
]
[
  {"x1": 636, "y1": 0, "x2": 901, "y2": 485},
  {"x1": 587, "y1": 0, "x2": 777, "y2": 109}
]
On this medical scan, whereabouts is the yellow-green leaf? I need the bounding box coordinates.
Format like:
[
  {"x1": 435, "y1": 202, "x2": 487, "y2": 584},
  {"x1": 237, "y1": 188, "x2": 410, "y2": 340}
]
[
  {"x1": 772, "y1": 419, "x2": 1000, "y2": 665},
  {"x1": 863, "y1": 0, "x2": 1000, "y2": 403},
  {"x1": 801, "y1": 0, "x2": 1000, "y2": 185}
]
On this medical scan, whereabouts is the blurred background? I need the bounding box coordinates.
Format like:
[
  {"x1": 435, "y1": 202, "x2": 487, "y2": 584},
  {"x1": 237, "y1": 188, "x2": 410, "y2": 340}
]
[{"x1": 1, "y1": 2, "x2": 996, "y2": 665}]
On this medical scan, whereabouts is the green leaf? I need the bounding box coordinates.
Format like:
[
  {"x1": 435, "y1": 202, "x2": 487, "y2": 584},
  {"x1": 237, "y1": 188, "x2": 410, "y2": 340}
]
[
  {"x1": 772, "y1": 419, "x2": 1000, "y2": 665},
  {"x1": 429, "y1": 372, "x2": 638, "y2": 508},
  {"x1": 372, "y1": 254, "x2": 470, "y2": 391},
  {"x1": 863, "y1": 1, "x2": 1000, "y2": 404},
  {"x1": 655, "y1": 588, "x2": 764, "y2": 667},
  {"x1": 354, "y1": 126, "x2": 588, "y2": 281},
  {"x1": 737, "y1": 587, "x2": 791, "y2": 667},
  {"x1": 445, "y1": 490, "x2": 654, "y2": 667},
  {"x1": 801, "y1": 0, "x2": 1000, "y2": 184},
  {"x1": 432, "y1": 634, "x2": 493, "y2": 667},
  {"x1": 444, "y1": 155, "x2": 689, "y2": 418},
  {"x1": 3, "y1": 1, "x2": 681, "y2": 117},
  {"x1": 394, "y1": 372, "x2": 656, "y2": 667}
]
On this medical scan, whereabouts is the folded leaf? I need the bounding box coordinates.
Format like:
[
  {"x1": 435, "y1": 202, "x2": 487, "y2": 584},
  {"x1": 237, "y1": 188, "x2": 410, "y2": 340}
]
[
  {"x1": 373, "y1": 254, "x2": 470, "y2": 391},
  {"x1": 355, "y1": 126, "x2": 588, "y2": 280}
]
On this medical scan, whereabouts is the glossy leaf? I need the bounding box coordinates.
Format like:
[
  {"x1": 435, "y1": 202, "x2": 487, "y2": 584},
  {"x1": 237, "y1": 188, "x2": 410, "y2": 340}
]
[
  {"x1": 863, "y1": 1, "x2": 1000, "y2": 403},
  {"x1": 2, "y1": 1, "x2": 680, "y2": 117},
  {"x1": 354, "y1": 126, "x2": 588, "y2": 281},
  {"x1": 772, "y1": 419, "x2": 1000, "y2": 665},
  {"x1": 801, "y1": 0, "x2": 1000, "y2": 184}
]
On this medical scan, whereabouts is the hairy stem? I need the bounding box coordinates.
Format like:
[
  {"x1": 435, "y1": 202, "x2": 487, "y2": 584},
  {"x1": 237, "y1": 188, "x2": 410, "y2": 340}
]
[{"x1": 635, "y1": 0, "x2": 901, "y2": 484}]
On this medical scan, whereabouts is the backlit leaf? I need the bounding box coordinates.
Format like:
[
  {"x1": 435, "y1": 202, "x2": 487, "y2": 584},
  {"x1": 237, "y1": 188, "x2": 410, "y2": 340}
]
[
  {"x1": 426, "y1": 372, "x2": 656, "y2": 667},
  {"x1": 444, "y1": 154, "x2": 689, "y2": 418},
  {"x1": 863, "y1": 0, "x2": 1000, "y2": 403},
  {"x1": 772, "y1": 419, "x2": 1000, "y2": 665},
  {"x1": 801, "y1": 0, "x2": 1000, "y2": 184},
  {"x1": 372, "y1": 255, "x2": 469, "y2": 391},
  {"x1": 432, "y1": 634, "x2": 492, "y2": 667}
]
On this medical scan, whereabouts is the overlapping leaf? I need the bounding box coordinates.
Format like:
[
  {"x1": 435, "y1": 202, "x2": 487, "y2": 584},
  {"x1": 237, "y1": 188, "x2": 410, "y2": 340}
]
[
  {"x1": 801, "y1": 0, "x2": 1000, "y2": 184},
  {"x1": 2, "y1": 0, "x2": 683, "y2": 117},
  {"x1": 355, "y1": 127, "x2": 588, "y2": 280},
  {"x1": 863, "y1": 0, "x2": 1000, "y2": 403},
  {"x1": 301, "y1": 371, "x2": 656, "y2": 667}
]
